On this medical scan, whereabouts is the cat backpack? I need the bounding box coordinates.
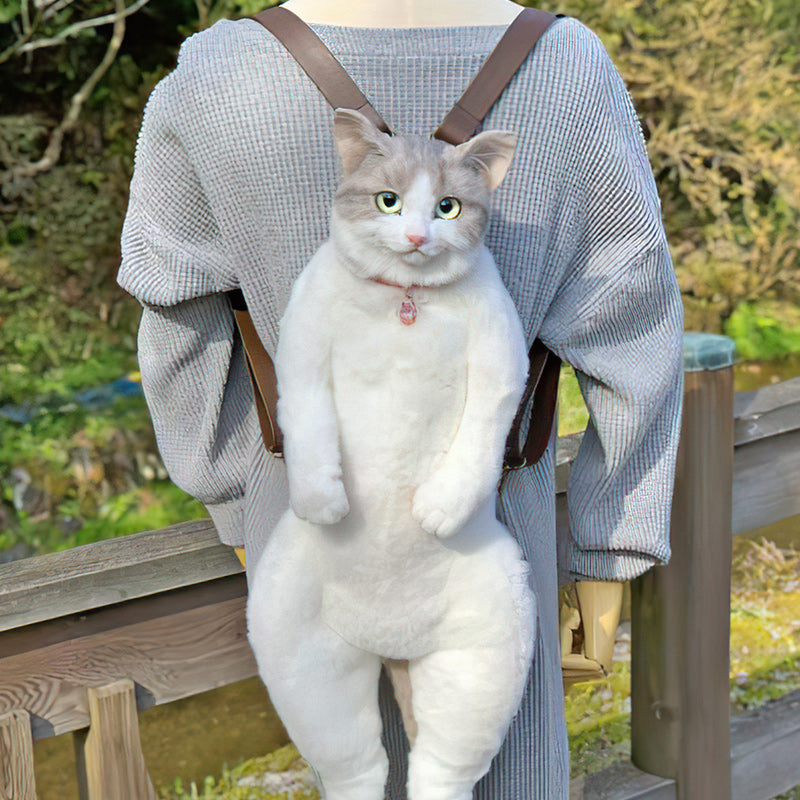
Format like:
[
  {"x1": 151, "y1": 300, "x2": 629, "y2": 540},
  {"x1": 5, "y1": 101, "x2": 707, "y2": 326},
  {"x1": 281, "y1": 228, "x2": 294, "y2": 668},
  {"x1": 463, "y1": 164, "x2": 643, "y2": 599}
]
[{"x1": 228, "y1": 5, "x2": 562, "y2": 474}]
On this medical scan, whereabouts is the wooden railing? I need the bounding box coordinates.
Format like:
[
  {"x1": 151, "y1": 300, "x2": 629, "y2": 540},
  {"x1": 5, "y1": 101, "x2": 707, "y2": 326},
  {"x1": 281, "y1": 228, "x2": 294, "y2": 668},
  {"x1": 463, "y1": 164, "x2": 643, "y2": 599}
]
[
  {"x1": 1, "y1": 370, "x2": 799, "y2": 799},
  {"x1": 0, "y1": 522, "x2": 249, "y2": 799}
]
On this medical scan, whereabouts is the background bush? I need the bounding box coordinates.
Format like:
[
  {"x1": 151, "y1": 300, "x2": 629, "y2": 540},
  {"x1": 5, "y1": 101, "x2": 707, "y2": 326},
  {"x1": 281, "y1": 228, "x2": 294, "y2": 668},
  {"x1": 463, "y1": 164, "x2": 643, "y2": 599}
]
[{"x1": 543, "y1": 0, "x2": 800, "y2": 338}]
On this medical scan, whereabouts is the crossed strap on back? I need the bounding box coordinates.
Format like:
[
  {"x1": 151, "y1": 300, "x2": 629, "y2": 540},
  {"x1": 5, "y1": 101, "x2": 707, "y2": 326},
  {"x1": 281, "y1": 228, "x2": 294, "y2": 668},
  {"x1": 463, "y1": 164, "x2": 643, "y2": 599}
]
[{"x1": 230, "y1": 5, "x2": 561, "y2": 469}]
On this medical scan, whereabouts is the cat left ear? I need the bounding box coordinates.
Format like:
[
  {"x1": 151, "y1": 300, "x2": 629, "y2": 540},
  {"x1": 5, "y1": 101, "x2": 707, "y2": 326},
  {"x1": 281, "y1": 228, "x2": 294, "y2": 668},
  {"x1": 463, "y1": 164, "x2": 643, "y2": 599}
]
[
  {"x1": 454, "y1": 131, "x2": 517, "y2": 191},
  {"x1": 333, "y1": 108, "x2": 391, "y2": 177}
]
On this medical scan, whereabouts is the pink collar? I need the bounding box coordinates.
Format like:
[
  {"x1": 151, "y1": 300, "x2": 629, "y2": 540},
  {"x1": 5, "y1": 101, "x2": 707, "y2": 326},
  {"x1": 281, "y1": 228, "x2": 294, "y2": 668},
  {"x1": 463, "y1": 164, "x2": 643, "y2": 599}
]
[
  {"x1": 369, "y1": 276, "x2": 418, "y2": 291},
  {"x1": 368, "y1": 276, "x2": 420, "y2": 325}
]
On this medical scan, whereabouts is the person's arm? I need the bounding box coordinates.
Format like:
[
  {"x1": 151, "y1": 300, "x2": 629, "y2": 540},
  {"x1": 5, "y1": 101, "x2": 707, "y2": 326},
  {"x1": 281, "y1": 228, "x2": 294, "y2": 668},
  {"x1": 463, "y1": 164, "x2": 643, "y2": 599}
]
[
  {"x1": 539, "y1": 27, "x2": 684, "y2": 582},
  {"x1": 136, "y1": 296, "x2": 255, "y2": 539},
  {"x1": 119, "y1": 64, "x2": 255, "y2": 543}
]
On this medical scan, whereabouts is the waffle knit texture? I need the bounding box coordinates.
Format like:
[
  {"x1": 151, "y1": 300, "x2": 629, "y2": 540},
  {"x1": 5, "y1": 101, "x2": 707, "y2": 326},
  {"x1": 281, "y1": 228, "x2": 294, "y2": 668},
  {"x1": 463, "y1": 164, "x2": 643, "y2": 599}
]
[{"x1": 119, "y1": 16, "x2": 683, "y2": 798}]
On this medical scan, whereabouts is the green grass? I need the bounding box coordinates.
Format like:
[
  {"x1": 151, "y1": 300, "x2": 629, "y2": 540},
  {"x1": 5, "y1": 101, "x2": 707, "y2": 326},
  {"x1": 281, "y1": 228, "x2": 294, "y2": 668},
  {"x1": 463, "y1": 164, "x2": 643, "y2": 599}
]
[
  {"x1": 159, "y1": 745, "x2": 320, "y2": 800},
  {"x1": 726, "y1": 301, "x2": 800, "y2": 361},
  {"x1": 564, "y1": 535, "x2": 800, "y2": 782},
  {"x1": 558, "y1": 363, "x2": 590, "y2": 437},
  {"x1": 0, "y1": 381, "x2": 206, "y2": 556}
]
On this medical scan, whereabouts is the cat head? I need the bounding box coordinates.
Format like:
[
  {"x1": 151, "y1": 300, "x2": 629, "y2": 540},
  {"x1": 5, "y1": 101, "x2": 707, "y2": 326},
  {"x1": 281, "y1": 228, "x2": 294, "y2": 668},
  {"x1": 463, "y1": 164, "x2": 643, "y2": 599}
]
[{"x1": 330, "y1": 108, "x2": 516, "y2": 288}]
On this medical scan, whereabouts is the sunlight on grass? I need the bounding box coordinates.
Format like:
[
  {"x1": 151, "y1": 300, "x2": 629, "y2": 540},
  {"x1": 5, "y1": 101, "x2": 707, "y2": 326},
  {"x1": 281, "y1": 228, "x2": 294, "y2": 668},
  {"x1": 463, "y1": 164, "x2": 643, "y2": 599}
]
[
  {"x1": 558, "y1": 364, "x2": 589, "y2": 437},
  {"x1": 159, "y1": 744, "x2": 320, "y2": 800}
]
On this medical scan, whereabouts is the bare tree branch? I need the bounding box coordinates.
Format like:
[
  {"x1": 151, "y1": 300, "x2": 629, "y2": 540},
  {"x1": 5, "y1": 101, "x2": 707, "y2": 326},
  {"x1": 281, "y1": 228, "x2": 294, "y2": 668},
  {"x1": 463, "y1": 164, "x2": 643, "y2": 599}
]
[
  {"x1": 40, "y1": 0, "x2": 80, "y2": 22},
  {"x1": 0, "y1": 7, "x2": 42, "y2": 65},
  {"x1": 16, "y1": 0, "x2": 149, "y2": 55},
  {"x1": 21, "y1": 0, "x2": 32, "y2": 35},
  {"x1": 12, "y1": 0, "x2": 135, "y2": 179}
]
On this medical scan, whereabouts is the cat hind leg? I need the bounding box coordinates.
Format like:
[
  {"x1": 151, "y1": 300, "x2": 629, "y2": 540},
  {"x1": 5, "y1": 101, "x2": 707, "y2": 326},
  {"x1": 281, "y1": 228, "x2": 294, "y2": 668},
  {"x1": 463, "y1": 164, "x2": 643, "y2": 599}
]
[
  {"x1": 405, "y1": 643, "x2": 531, "y2": 800},
  {"x1": 404, "y1": 547, "x2": 535, "y2": 800},
  {"x1": 247, "y1": 538, "x2": 388, "y2": 800}
]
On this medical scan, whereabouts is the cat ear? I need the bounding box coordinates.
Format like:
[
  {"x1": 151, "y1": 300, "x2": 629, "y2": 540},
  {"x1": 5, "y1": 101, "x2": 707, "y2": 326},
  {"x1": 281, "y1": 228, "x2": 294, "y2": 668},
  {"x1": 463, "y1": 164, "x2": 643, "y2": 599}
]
[
  {"x1": 454, "y1": 131, "x2": 517, "y2": 191},
  {"x1": 333, "y1": 108, "x2": 391, "y2": 176}
]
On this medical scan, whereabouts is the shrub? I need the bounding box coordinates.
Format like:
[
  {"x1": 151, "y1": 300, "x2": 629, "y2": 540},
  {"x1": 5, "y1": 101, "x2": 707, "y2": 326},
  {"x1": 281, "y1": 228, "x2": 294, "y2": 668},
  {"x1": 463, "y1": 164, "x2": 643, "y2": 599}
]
[{"x1": 537, "y1": 0, "x2": 800, "y2": 331}]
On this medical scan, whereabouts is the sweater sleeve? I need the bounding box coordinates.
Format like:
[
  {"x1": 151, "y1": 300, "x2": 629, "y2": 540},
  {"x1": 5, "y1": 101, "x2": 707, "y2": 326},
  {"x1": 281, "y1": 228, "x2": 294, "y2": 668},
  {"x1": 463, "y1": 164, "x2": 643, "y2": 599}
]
[
  {"x1": 118, "y1": 67, "x2": 237, "y2": 305},
  {"x1": 538, "y1": 28, "x2": 684, "y2": 582},
  {"x1": 137, "y1": 296, "x2": 256, "y2": 541},
  {"x1": 118, "y1": 58, "x2": 255, "y2": 544}
]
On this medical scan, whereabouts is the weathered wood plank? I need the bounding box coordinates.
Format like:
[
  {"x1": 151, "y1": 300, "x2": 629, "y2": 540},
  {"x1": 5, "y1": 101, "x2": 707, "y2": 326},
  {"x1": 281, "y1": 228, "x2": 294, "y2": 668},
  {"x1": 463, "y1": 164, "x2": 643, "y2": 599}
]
[
  {"x1": 0, "y1": 709, "x2": 37, "y2": 800},
  {"x1": 0, "y1": 519, "x2": 243, "y2": 633},
  {"x1": 74, "y1": 679, "x2": 157, "y2": 800},
  {"x1": 730, "y1": 688, "x2": 800, "y2": 800},
  {"x1": 572, "y1": 761, "x2": 676, "y2": 799},
  {"x1": 731, "y1": 428, "x2": 800, "y2": 534},
  {"x1": 0, "y1": 378, "x2": 795, "y2": 636},
  {"x1": 556, "y1": 378, "x2": 800, "y2": 495},
  {"x1": 733, "y1": 376, "x2": 800, "y2": 423},
  {"x1": 555, "y1": 421, "x2": 800, "y2": 539},
  {"x1": 0, "y1": 577, "x2": 256, "y2": 739},
  {"x1": 555, "y1": 431, "x2": 583, "y2": 493},
  {"x1": 734, "y1": 401, "x2": 800, "y2": 445},
  {"x1": 578, "y1": 689, "x2": 800, "y2": 800}
]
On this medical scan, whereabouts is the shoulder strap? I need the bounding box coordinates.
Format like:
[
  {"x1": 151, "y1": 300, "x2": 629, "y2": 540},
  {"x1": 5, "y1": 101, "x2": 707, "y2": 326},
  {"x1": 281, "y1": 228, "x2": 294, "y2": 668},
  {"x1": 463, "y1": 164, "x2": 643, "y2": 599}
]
[
  {"x1": 234, "y1": 6, "x2": 561, "y2": 466},
  {"x1": 228, "y1": 288, "x2": 283, "y2": 456},
  {"x1": 250, "y1": 6, "x2": 557, "y2": 146},
  {"x1": 250, "y1": 6, "x2": 391, "y2": 134},
  {"x1": 434, "y1": 8, "x2": 556, "y2": 144}
]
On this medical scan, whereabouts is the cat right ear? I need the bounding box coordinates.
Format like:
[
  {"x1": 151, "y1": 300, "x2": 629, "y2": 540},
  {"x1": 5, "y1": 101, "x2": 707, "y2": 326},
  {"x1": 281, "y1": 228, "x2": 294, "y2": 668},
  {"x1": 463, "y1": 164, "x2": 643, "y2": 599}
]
[{"x1": 333, "y1": 109, "x2": 390, "y2": 177}]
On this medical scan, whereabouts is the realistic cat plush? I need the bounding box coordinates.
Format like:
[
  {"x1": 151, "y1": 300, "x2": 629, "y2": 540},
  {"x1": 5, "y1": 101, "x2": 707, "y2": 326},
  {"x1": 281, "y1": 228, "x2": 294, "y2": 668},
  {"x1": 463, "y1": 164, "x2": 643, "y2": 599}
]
[{"x1": 246, "y1": 108, "x2": 535, "y2": 800}]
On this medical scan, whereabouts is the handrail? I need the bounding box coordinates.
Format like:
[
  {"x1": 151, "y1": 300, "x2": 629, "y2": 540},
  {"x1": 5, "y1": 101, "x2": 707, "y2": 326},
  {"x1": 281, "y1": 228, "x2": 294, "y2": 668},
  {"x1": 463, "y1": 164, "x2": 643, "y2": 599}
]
[{"x1": 0, "y1": 519, "x2": 242, "y2": 633}]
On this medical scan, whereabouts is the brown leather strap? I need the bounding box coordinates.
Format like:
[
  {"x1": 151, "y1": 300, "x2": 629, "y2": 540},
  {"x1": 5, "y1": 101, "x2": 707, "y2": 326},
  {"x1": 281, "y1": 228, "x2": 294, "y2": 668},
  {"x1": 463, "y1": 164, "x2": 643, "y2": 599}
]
[
  {"x1": 228, "y1": 289, "x2": 283, "y2": 456},
  {"x1": 250, "y1": 6, "x2": 390, "y2": 134},
  {"x1": 235, "y1": 6, "x2": 562, "y2": 467},
  {"x1": 434, "y1": 7, "x2": 557, "y2": 145},
  {"x1": 505, "y1": 339, "x2": 561, "y2": 468}
]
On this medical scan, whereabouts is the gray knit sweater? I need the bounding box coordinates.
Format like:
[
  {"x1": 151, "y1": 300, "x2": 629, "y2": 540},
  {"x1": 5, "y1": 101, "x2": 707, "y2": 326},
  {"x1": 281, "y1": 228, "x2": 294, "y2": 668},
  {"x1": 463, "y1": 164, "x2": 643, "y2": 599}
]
[{"x1": 119, "y1": 15, "x2": 683, "y2": 583}]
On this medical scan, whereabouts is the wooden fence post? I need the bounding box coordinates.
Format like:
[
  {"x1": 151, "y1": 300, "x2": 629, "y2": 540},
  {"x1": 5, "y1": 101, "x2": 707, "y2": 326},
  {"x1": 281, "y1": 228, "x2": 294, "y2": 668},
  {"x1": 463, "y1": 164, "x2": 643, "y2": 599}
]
[
  {"x1": 630, "y1": 332, "x2": 736, "y2": 800},
  {"x1": 73, "y1": 679, "x2": 157, "y2": 800},
  {"x1": 0, "y1": 709, "x2": 37, "y2": 800}
]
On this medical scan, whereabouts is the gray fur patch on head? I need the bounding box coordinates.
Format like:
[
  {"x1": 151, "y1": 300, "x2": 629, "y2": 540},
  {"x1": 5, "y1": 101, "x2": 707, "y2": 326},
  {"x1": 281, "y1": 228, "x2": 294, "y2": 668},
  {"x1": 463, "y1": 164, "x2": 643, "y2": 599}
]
[
  {"x1": 330, "y1": 109, "x2": 517, "y2": 287},
  {"x1": 333, "y1": 128, "x2": 492, "y2": 241}
]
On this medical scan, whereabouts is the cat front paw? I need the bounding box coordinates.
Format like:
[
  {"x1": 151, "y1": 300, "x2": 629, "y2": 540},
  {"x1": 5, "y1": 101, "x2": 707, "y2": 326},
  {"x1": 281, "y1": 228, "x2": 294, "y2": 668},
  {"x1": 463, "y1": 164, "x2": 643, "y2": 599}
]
[
  {"x1": 412, "y1": 474, "x2": 479, "y2": 538},
  {"x1": 290, "y1": 468, "x2": 350, "y2": 525}
]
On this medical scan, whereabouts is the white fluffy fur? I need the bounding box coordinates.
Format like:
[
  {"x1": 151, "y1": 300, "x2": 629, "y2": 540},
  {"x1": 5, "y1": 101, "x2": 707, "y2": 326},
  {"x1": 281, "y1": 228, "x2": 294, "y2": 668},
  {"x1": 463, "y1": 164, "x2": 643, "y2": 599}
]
[{"x1": 247, "y1": 110, "x2": 535, "y2": 800}]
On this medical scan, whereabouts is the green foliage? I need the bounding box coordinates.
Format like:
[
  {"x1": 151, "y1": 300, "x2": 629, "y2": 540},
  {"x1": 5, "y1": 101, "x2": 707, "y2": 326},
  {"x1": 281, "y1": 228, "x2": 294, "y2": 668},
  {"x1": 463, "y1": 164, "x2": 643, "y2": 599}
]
[
  {"x1": 160, "y1": 745, "x2": 320, "y2": 800},
  {"x1": 0, "y1": 480, "x2": 207, "y2": 554},
  {"x1": 536, "y1": 0, "x2": 800, "y2": 330},
  {"x1": 565, "y1": 662, "x2": 632, "y2": 778},
  {"x1": 725, "y1": 300, "x2": 800, "y2": 360},
  {"x1": 187, "y1": 0, "x2": 277, "y2": 30},
  {"x1": 0, "y1": 388, "x2": 207, "y2": 555},
  {"x1": 558, "y1": 364, "x2": 589, "y2": 437},
  {"x1": 0, "y1": 2, "x2": 21, "y2": 25}
]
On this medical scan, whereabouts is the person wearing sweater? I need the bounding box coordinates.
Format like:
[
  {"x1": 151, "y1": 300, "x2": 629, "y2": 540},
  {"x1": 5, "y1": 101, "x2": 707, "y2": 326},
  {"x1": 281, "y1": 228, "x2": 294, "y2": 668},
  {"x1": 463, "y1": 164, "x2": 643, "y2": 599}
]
[{"x1": 118, "y1": 2, "x2": 683, "y2": 795}]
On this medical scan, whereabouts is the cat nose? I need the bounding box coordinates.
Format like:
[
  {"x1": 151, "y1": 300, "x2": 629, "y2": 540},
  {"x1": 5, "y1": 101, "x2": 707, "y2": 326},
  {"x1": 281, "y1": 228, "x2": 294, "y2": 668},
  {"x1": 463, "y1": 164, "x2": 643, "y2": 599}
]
[{"x1": 406, "y1": 233, "x2": 427, "y2": 248}]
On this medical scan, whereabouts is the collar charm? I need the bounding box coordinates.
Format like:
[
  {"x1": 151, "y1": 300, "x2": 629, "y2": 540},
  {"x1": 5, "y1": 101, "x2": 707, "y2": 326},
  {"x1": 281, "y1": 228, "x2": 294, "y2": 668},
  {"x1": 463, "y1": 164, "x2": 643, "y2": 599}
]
[{"x1": 399, "y1": 294, "x2": 417, "y2": 325}]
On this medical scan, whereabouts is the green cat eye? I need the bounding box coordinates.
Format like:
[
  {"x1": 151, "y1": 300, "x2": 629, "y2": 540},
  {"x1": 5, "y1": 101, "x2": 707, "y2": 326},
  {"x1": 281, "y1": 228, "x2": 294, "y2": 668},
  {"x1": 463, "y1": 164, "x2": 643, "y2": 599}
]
[
  {"x1": 436, "y1": 197, "x2": 462, "y2": 220},
  {"x1": 375, "y1": 191, "x2": 402, "y2": 214}
]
